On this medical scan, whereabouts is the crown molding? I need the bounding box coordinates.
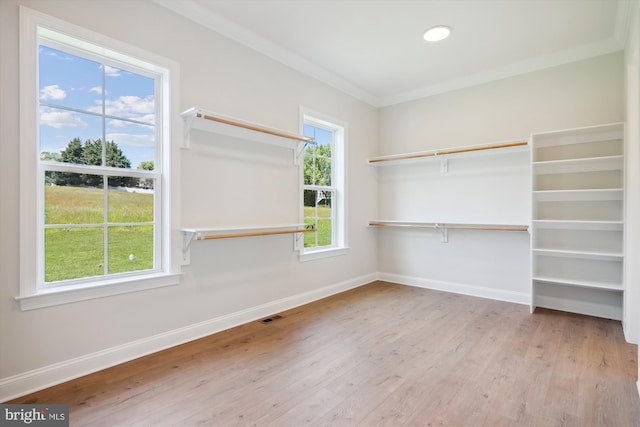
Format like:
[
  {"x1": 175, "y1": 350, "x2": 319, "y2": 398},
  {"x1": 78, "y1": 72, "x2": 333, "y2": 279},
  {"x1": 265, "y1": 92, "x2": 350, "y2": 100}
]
[
  {"x1": 380, "y1": 37, "x2": 624, "y2": 107},
  {"x1": 155, "y1": 0, "x2": 627, "y2": 108},
  {"x1": 153, "y1": 0, "x2": 381, "y2": 106}
]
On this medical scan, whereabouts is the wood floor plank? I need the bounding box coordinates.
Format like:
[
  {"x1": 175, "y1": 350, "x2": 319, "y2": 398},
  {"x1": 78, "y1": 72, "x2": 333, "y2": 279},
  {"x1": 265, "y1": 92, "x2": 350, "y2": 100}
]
[{"x1": 6, "y1": 281, "x2": 640, "y2": 426}]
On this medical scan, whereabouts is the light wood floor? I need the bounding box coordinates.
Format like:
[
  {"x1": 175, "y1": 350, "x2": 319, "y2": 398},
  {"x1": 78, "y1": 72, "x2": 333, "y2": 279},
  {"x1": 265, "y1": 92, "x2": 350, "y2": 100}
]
[{"x1": 9, "y1": 281, "x2": 640, "y2": 426}]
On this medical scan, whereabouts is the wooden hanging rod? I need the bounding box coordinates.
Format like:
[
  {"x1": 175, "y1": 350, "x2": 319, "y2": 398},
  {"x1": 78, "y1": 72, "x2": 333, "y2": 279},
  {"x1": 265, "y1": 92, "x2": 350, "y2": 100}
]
[
  {"x1": 369, "y1": 141, "x2": 528, "y2": 163},
  {"x1": 369, "y1": 221, "x2": 528, "y2": 232},
  {"x1": 196, "y1": 227, "x2": 316, "y2": 240},
  {"x1": 195, "y1": 112, "x2": 316, "y2": 144}
]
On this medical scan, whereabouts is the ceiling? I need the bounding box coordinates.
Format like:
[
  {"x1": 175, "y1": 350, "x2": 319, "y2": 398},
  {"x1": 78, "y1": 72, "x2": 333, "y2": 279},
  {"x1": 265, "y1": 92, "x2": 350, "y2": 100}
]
[{"x1": 155, "y1": 0, "x2": 633, "y2": 107}]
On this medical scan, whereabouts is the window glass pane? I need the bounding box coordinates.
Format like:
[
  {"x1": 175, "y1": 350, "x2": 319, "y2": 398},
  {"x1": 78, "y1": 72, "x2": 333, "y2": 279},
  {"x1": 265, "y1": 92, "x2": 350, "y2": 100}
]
[
  {"x1": 304, "y1": 219, "x2": 317, "y2": 248},
  {"x1": 44, "y1": 173, "x2": 104, "y2": 224},
  {"x1": 108, "y1": 225, "x2": 154, "y2": 274},
  {"x1": 108, "y1": 177, "x2": 154, "y2": 223},
  {"x1": 303, "y1": 123, "x2": 332, "y2": 187},
  {"x1": 107, "y1": 120, "x2": 155, "y2": 170},
  {"x1": 304, "y1": 189, "x2": 317, "y2": 209},
  {"x1": 304, "y1": 152, "x2": 315, "y2": 185},
  {"x1": 39, "y1": 109, "x2": 103, "y2": 163},
  {"x1": 303, "y1": 124, "x2": 332, "y2": 158},
  {"x1": 318, "y1": 189, "x2": 332, "y2": 210},
  {"x1": 316, "y1": 219, "x2": 332, "y2": 247},
  {"x1": 45, "y1": 227, "x2": 104, "y2": 282},
  {"x1": 303, "y1": 189, "x2": 333, "y2": 248},
  {"x1": 105, "y1": 67, "x2": 155, "y2": 123},
  {"x1": 304, "y1": 147, "x2": 332, "y2": 186},
  {"x1": 39, "y1": 45, "x2": 101, "y2": 111},
  {"x1": 316, "y1": 154, "x2": 331, "y2": 186}
]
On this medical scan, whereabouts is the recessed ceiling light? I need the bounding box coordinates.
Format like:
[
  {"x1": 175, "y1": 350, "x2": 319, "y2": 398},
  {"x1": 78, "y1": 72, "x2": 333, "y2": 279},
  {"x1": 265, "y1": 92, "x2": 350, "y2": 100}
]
[{"x1": 423, "y1": 25, "x2": 451, "y2": 42}]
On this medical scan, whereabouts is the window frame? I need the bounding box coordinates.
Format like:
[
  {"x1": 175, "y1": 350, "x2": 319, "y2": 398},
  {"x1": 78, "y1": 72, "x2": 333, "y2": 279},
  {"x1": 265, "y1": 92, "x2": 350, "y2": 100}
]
[
  {"x1": 18, "y1": 7, "x2": 181, "y2": 310},
  {"x1": 299, "y1": 108, "x2": 348, "y2": 261}
]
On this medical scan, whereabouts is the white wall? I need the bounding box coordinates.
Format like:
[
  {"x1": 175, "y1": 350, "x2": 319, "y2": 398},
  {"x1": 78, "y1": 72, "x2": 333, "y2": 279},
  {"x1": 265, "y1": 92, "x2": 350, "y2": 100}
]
[
  {"x1": 377, "y1": 53, "x2": 624, "y2": 305},
  {"x1": 0, "y1": 0, "x2": 378, "y2": 400},
  {"x1": 623, "y1": 0, "x2": 640, "y2": 390}
]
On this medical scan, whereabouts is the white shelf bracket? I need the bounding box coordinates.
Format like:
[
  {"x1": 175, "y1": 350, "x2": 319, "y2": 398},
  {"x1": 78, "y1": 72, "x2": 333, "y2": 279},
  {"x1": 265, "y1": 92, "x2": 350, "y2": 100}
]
[
  {"x1": 294, "y1": 142, "x2": 307, "y2": 166},
  {"x1": 436, "y1": 225, "x2": 449, "y2": 243},
  {"x1": 182, "y1": 231, "x2": 197, "y2": 265},
  {"x1": 439, "y1": 156, "x2": 448, "y2": 173},
  {"x1": 294, "y1": 230, "x2": 305, "y2": 252},
  {"x1": 182, "y1": 112, "x2": 197, "y2": 149}
]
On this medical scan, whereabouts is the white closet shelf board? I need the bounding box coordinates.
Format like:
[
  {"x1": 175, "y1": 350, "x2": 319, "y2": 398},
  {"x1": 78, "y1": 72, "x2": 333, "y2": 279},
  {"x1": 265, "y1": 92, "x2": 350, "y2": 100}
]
[
  {"x1": 533, "y1": 155, "x2": 623, "y2": 174},
  {"x1": 183, "y1": 224, "x2": 313, "y2": 238},
  {"x1": 368, "y1": 140, "x2": 528, "y2": 165},
  {"x1": 369, "y1": 220, "x2": 529, "y2": 232},
  {"x1": 181, "y1": 107, "x2": 315, "y2": 151},
  {"x1": 532, "y1": 276, "x2": 623, "y2": 291},
  {"x1": 532, "y1": 189, "x2": 623, "y2": 202},
  {"x1": 181, "y1": 224, "x2": 314, "y2": 264},
  {"x1": 532, "y1": 248, "x2": 623, "y2": 261},
  {"x1": 531, "y1": 220, "x2": 624, "y2": 231}
]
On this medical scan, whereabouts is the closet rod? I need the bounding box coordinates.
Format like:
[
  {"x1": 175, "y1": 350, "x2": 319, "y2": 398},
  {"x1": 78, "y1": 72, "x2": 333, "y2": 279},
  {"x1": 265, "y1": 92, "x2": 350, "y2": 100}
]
[
  {"x1": 369, "y1": 222, "x2": 528, "y2": 232},
  {"x1": 195, "y1": 112, "x2": 316, "y2": 144},
  {"x1": 369, "y1": 141, "x2": 528, "y2": 163},
  {"x1": 196, "y1": 227, "x2": 316, "y2": 240}
]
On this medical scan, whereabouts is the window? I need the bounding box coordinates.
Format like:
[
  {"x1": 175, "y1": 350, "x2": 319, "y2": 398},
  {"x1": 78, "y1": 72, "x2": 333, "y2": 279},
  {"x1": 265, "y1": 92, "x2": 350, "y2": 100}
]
[
  {"x1": 18, "y1": 7, "x2": 181, "y2": 309},
  {"x1": 301, "y1": 110, "x2": 347, "y2": 259}
]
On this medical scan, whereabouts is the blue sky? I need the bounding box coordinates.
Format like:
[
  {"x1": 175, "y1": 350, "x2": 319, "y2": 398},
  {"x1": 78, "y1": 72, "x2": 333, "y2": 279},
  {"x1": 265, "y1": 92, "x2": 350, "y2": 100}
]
[
  {"x1": 303, "y1": 123, "x2": 332, "y2": 150},
  {"x1": 39, "y1": 45, "x2": 156, "y2": 169}
]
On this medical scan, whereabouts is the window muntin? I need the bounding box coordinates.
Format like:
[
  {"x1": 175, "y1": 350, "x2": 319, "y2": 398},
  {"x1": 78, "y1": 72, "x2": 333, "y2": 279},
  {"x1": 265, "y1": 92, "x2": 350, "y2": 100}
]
[{"x1": 38, "y1": 33, "x2": 161, "y2": 287}]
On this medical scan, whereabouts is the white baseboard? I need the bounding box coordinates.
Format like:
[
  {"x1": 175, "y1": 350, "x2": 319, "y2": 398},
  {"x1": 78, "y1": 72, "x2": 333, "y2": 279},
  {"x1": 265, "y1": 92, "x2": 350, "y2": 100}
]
[
  {"x1": 377, "y1": 272, "x2": 529, "y2": 306},
  {"x1": 0, "y1": 273, "x2": 375, "y2": 402}
]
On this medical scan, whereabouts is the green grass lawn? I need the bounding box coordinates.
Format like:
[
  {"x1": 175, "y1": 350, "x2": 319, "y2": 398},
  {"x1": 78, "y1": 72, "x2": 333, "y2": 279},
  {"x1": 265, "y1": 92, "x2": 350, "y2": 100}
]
[
  {"x1": 304, "y1": 205, "x2": 332, "y2": 248},
  {"x1": 45, "y1": 186, "x2": 332, "y2": 282},
  {"x1": 44, "y1": 185, "x2": 154, "y2": 282}
]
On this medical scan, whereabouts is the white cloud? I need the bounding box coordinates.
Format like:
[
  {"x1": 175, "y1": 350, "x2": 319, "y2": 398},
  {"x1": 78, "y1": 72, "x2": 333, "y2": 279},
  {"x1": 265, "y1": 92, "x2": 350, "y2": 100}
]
[
  {"x1": 90, "y1": 86, "x2": 105, "y2": 95},
  {"x1": 106, "y1": 132, "x2": 155, "y2": 148},
  {"x1": 40, "y1": 108, "x2": 88, "y2": 129},
  {"x1": 101, "y1": 65, "x2": 121, "y2": 77},
  {"x1": 40, "y1": 85, "x2": 67, "y2": 101},
  {"x1": 89, "y1": 95, "x2": 156, "y2": 124}
]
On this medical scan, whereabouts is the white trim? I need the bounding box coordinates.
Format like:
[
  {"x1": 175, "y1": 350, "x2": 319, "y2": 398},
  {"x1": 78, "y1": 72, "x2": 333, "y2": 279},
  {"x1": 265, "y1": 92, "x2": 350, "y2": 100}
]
[
  {"x1": 300, "y1": 247, "x2": 349, "y2": 262},
  {"x1": 299, "y1": 107, "x2": 347, "y2": 257},
  {"x1": 376, "y1": 272, "x2": 530, "y2": 306},
  {"x1": 15, "y1": 273, "x2": 182, "y2": 310},
  {"x1": 19, "y1": 7, "x2": 182, "y2": 306},
  {"x1": 0, "y1": 273, "x2": 375, "y2": 402}
]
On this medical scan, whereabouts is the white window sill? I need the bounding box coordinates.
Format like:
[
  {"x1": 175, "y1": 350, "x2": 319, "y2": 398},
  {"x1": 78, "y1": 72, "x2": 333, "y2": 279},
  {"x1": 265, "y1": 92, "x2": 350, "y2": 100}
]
[
  {"x1": 299, "y1": 246, "x2": 349, "y2": 262},
  {"x1": 16, "y1": 272, "x2": 182, "y2": 311}
]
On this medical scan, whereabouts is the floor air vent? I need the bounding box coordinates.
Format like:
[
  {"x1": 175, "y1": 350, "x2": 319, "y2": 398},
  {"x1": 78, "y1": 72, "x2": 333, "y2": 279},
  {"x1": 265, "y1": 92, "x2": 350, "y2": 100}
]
[{"x1": 259, "y1": 315, "x2": 283, "y2": 324}]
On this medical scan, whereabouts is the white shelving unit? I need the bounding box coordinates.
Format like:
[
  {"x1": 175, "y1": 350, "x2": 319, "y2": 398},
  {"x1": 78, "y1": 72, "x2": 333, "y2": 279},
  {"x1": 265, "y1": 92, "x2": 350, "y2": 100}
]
[{"x1": 530, "y1": 123, "x2": 624, "y2": 320}]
